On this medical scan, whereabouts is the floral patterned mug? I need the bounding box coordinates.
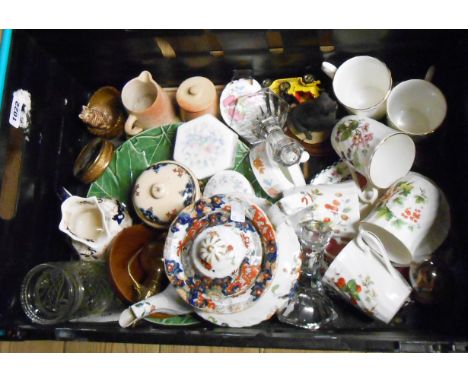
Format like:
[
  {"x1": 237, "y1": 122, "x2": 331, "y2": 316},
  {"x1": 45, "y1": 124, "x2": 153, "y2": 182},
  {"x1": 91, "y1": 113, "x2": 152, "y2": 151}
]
[
  {"x1": 360, "y1": 172, "x2": 441, "y2": 266},
  {"x1": 331, "y1": 116, "x2": 416, "y2": 190},
  {"x1": 323, "y1": 230, "x2": 411, "y2": 324}
]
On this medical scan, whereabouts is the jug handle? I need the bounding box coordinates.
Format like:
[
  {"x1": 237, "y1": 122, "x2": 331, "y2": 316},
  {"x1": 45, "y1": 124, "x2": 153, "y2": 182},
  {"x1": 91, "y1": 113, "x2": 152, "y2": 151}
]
[
  {"x1": 424, "y1": 65, "x2": 436, "y2": 82},
  {"x1": 124, "y1": 114, "x2": 143, "y2": 136},
  {"x1": 321, "y1": 62, "x2": 338, "y2": 79},
  {"x1": 118, "y1": 285, "x2": 193, "y2": 328}
]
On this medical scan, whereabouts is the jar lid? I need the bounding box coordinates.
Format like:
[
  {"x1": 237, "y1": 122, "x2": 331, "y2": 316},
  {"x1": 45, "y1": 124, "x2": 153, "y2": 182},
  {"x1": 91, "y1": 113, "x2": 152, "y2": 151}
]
[
  {"x1": 176, "y1": 76, "x2": 216, "y2": 113},
  {"x1": 132, "y1": 161, "x2": 200, "y2": 228},
  {"x1": 73, "y1": 138, "x2": 115, "y2": 184}
]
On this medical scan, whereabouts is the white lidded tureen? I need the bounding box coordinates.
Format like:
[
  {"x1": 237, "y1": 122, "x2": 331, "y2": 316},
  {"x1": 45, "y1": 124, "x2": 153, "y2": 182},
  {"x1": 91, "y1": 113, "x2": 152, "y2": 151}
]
[{"x1": 119, "y1": 194, "x2": 301, "y2": 328}]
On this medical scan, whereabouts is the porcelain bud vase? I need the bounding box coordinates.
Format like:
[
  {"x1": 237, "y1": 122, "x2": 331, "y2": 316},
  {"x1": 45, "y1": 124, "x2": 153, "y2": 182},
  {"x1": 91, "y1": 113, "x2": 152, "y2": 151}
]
[{"x1": 59, "y1": 196, "x2": 132, "y2": 261}]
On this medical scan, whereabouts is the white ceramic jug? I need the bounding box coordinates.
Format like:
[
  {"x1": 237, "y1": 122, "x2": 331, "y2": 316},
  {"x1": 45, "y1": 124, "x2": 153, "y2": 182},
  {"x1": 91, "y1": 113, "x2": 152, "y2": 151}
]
[{"x1": 59, "y1": 195, "x2": 132, "y2": 261}]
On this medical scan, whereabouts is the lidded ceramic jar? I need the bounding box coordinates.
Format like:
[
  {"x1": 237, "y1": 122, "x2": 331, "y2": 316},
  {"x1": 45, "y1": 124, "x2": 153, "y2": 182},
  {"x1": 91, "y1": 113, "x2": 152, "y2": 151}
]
[
  {"x1": 164, "y1": 195, "x2": 280, "y2": 314},
  {"x1": 132, "y1": 160, "x2": 201, "y2": 229},
  {"x1": 176, "y1": 76, "x2": 218, "y2": 121}
]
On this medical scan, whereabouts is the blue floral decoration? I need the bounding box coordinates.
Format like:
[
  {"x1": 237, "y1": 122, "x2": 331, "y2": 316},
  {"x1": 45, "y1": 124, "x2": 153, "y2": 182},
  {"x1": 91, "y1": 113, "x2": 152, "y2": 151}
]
[
  {"x1": 139, "y1": 207, "x2": 165, "y2": 225},
  {"x1": 150, "y1": 163, "x2": 166, "y2": 173},
  {"x1": 165, "y1": 259, "x2": 183, "y2": 277},
  {"x1": 112, "y1": 201, "x2": 126, "y2": 225},
  {"x1": 180, "y1": 180, "x2": 195, "y2": 207}
]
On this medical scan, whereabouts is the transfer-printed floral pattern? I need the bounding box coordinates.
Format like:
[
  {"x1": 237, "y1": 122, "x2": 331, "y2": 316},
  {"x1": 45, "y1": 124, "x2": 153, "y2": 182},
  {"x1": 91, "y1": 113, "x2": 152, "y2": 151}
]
[
  {"x1": 285, "y1": 188, "x2": 355, "y2": 235},
  {"x1": 203, "y1": 170, "x2": 254, "y2": 198},
  {"x1": 133, "y1": 162, "x2": 197, "y2": 226},
  {"x1": 310, "y1": 160, "x2": 352, "y2": 185},
  {"x1": 249, "y1": 145, "x2": 283, "y2": 198},
  {"x1": 333, "y1": 119, "x2": 374, "y2": 173},
  {"x1": 164, "y1": 195, "x2": 278, "y2": 313},
  {"x1": 326, "y1": 272, "x2": 378, "y2": 317},
  {"x1": 374, "y1": 180, "x2": 427, "y2": 231},
  {"x1": 174, "y1": 118, "x2": 238, "y2": 179}
]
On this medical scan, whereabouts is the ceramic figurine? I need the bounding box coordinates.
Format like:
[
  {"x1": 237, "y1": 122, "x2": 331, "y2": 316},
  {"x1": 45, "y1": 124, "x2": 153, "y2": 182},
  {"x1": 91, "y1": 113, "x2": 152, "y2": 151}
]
[
  {"x1": 59, "y1": 195, "x2": 132, "y2": 261},
  {"x1": 132, "y1": 160, "x2": 201, "y2": 229},
  {"x1": 79, "y1": 86, "x2": 125, "y2": 139},
  {"x1": 176, "y1": 76, "x2": 218, "y2": 121},
  {"x1": 121, "y1": 71, "x2": 176, "y2": 136}
]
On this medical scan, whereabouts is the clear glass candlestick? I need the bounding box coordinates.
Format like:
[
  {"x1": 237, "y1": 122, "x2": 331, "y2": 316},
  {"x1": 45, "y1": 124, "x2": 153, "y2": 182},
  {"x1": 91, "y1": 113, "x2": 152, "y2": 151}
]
[{"x1": 278, "y1": 218, "x2": 338, "y2": 330}]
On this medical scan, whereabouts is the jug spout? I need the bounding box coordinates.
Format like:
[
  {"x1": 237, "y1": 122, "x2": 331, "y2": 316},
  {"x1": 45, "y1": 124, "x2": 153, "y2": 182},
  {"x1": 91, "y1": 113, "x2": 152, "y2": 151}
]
[{"x1": 138, "y1": 70, "x2": 154, "y2": 83}]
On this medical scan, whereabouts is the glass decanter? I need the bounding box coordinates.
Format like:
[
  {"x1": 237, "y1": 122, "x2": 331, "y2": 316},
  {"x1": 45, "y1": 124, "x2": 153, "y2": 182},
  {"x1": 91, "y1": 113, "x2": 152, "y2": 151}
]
[
  {"x1": 278, "y1": 216, "x2": 338, "y2": 330},
  {"x1": 231, "y1": 88, "x2": 306, "y2": 167}
]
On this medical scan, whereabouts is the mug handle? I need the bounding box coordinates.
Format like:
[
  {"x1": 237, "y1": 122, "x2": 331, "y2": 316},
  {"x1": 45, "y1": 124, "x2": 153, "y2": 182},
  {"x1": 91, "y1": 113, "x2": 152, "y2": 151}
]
[
  {"x1": 424, "y1": 65, "x2": 436, "y2": 82},
  {"x1": 356, "y1": 230, "x2": 401, "y2": 280},
  {"x1": 124, "y1": 114, "x2": 143, "y2": 136},
  {"x1": 321, "y1": 62, "x2": 338, "y2": 79},
  {"x1": 284, "y1": 164, "x2": 306, "y2": 187},
  {"x1": 345, "y1": 163, "x2": 379, "y2": 205}
]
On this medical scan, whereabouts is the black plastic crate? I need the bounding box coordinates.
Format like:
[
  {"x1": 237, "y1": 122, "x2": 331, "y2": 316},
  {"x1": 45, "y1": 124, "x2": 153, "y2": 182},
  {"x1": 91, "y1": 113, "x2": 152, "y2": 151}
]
[{"x1": 1, "y1": 30, "x2": 468, "y2": 352}]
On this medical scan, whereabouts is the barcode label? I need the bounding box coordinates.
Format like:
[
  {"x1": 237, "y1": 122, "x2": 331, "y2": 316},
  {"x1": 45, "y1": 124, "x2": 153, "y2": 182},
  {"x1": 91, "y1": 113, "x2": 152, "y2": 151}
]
[{"x1": 9, "y1": 94, "x2": 24, "y2": 128}]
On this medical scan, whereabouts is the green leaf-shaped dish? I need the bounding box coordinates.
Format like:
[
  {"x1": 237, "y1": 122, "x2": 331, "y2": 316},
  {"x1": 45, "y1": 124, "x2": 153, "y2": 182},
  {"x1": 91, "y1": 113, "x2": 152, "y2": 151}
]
[
  {"x1": 87, "y1": 124, "x2": 269, "y2": 326},
  {"x1": 144, "y1": 314, "x2": 200, "y2": 326},
  {"x1": 88, "y1": 123, "x2": 269, "y2": 206}
]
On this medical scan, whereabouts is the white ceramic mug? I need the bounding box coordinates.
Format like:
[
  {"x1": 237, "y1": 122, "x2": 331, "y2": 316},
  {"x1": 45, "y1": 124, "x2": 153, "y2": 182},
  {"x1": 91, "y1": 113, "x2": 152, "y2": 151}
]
[
  {"x1": 250, "y1": 141, "x2": 306, "y2": 199},
  {"x1": 322, "y1": 56, "x2": 392, "y2": 119},
  {"x1": 360, "y1": 172, "x2": 440, "y2": 266},
  {"x1": 331, "y1": 116, "x2": 415, "y2": 190},
  {"x1": 323, "y1": 231, "x2": 411, "y2": 324},
  {"x1": 387, "y1": 67, "x2": 447, "y2": 137},
  {"x1": 277, "y1": 181, "x2": 361, "y2": 238}
]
